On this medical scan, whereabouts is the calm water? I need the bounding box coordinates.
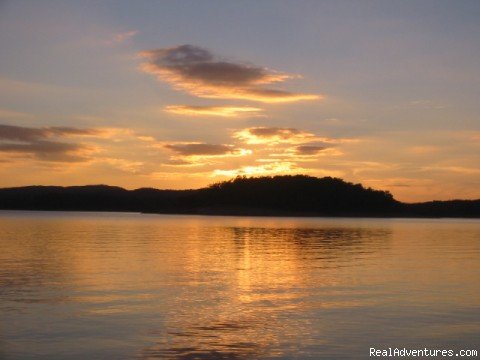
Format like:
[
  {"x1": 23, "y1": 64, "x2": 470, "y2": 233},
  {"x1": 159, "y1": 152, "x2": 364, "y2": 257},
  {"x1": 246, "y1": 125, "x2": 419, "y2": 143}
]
[{"x1": 0, "y1": 211, "x2": 479, "y2": 359}]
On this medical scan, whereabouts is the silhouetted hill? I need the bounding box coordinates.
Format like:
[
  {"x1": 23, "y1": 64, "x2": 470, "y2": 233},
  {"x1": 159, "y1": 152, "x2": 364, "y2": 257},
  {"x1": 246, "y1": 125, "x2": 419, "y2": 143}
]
[
  {"x1": 401, "y1": 200, "x2": 480, "y2": 218},
  {"x1": 0, "y1": 175, "x2": 478, "y2": 217},
  {"x1": 200, "y1": 176, "x2": 397, "y2": 215}
]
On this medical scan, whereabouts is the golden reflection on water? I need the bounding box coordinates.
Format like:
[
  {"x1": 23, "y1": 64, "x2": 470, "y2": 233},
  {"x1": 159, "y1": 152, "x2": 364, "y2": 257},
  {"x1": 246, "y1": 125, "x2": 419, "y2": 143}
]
[
  {"x1": 135, "y1": 224, "x2": 392, "y2": 359},
  {"x1": 0, "y1": 212, "x2": 479, "y2": 359}
]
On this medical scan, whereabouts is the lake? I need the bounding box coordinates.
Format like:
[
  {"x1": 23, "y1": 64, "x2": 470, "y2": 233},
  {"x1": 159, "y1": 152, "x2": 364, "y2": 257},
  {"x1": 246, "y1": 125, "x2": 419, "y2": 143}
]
[{"x1": 0, "y1": 211, "x2": 479, "y2": 359}]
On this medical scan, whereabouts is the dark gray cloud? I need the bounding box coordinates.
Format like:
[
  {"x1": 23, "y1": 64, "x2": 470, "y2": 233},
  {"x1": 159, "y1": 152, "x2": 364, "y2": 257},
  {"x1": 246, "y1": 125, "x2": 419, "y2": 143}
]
[
  {"x1": 0, "y1": 141, "x2": 89, "y2": 162},
  {"x1": 139, "y1": 45, "x2": 319, "y2": 103},
  {"x1": 165, "y1": 143, "x2": 237, "y2": 156},
  {"x1": 47, "y1": 127, "x2": 99, "y2": 137},
  {"x1": 0, "y1": 124, "x2": 98, "y2": 142},
  {"x1": 248, "y1": 127, "x2": 302, "y2": 138},
  {"x1": 0, "y1": 124, "x2": 95, "y2": 162},
  {"x1": 294, "y1": 145, "x2": 328, "y2": 155}
]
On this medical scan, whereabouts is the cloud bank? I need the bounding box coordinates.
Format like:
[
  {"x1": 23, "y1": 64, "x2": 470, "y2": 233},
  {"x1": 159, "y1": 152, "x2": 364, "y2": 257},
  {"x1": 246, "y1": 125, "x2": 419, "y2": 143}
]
[
  {"x1": 0, "y1": 124, "x2": 98, "y2": 162},
  {"x1": 139, "y1": 45, "x2": 319, "y2": 103}
]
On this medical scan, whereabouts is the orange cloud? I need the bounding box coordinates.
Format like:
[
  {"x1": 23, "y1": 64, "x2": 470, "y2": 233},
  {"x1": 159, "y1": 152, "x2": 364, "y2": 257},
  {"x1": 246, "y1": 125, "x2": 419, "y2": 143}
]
[
  {"x1": 139, "y1": 45, "x2": 320, "y2": 103},
  {"x1": 0, "y1": 124, "x2": 100, "y2": 162},
  {"x1": 163, "y1": 142, "x2": 252, "y2": 166},
  {"x1": 421, "y1": 165, "x2": 480, "y2": 175},
  {"x1": 165, "y1": 105, "x2": 263, "y2": 118},
  {"x1": 99, "y1": 158, "x2": 145, "y2": 174},
  {"x1": 234, "y1": 127, "x2": 318, "y2": 145},
  {"x1": 233, "y1": 127, "x2": 357, "y2": 149},
  {"x1": 212, "y1": 161, "x2": 304, "y2": 177}
]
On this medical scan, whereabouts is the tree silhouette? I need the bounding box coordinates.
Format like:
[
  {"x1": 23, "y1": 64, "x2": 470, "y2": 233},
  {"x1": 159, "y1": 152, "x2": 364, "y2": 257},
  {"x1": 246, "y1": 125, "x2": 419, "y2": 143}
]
[{"x1": 0, "y1": 175, "x2": 478, "y2": 217}]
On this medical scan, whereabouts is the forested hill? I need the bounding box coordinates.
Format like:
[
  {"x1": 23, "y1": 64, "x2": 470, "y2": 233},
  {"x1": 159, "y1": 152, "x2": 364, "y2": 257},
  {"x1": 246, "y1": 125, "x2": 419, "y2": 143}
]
[{"x1": 0, "y1": 175, "x2": 478, "y2": 218}]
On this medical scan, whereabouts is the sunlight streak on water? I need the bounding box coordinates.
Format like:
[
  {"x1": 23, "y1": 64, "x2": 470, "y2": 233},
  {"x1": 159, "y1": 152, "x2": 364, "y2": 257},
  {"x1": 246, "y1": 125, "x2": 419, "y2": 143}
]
[{"x1": 0, "y1": 212, "x2": 479, "y2": 359}]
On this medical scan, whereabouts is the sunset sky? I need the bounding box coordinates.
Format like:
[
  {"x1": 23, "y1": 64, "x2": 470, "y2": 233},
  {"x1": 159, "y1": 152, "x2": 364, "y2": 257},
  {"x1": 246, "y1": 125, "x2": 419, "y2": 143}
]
[{"x1": 0, "y1": 0, "x2": 479, "y2": 202}]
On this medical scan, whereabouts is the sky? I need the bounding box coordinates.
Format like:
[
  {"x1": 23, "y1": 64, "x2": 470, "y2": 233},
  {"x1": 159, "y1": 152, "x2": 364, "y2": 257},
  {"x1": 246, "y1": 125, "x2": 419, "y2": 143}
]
[{"x1": 0, "y1": 0, "x2": 479, "y2": 202}]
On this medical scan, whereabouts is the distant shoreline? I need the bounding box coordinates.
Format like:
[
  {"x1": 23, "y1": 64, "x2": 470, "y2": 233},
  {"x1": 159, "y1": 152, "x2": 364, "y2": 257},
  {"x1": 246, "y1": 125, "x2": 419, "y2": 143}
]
[
  {"x1": 1, "y1": 208, "x2": 479, "y2": 220},
  {"x1": 1, "y1": 176, "x2": 479, "y2": 218}
]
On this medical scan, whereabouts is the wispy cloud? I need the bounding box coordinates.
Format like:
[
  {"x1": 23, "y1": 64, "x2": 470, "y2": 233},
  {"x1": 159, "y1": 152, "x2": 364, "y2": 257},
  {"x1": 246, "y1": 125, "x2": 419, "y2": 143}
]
[
  {"x1": 0, "y1": 108, "x2": 33, "y2": 119},
  {"x1": 163, "y1": 142, "x2": 251, "y2": 166},
  {"x1": 165, "y1": 143, "x2": 244, "y2": 156},
  {"x1": 0, "y1": 141, "x2": 91, "y2": 162},
  {"x1": 293, "y1": 145, "x2": 329, "y2": 155},
  {"x1": 0, "y1": 124, "x2": 100, "y2": 142},
  {"x1": 105, "y1": 30, "x2": 138, "y2": 46},
  {"x1": 100, "y1": 158, "x2": 145, "y2": 174},
  {"x1": 139, "y1": 44, "x2": 320, "y2": 103},
  {"x1": 410, "y1": 99, "x2": 446, "y2": 110},
  {"x1": 421, "y1": 165, "x2": 480, "y2": 175},
  {"x1": 115, "y1": 30, "x2": 138, "y2": 43},
  {"x1": 0, "y1": 124, "x2": 98, "y2": 162},
  {"x1": 233, "y1": 126, "x2": 358, "y2": 147},
  {"x1": 165, "y1": 105, "x2": 263, "y2": 118},
  {"x1": 214, "y1": 126, "x2": 348, "y2": 177},
  {"x1": 234, "y1": 127, "x2": 318, "y2": 145}
]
